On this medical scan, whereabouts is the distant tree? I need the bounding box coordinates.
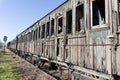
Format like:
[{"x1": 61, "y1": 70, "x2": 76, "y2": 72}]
[
  {"x1": 3, "y1": 36, "x2": 7, "y2": 43},
  {"x1": 3, "y1": 36, "x2": 8, "y2": 52}
]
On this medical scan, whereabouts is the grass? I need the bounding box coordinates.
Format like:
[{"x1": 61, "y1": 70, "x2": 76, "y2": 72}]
[{"x1": 0, "y1": 51, "x2": 20, "y2": 80}]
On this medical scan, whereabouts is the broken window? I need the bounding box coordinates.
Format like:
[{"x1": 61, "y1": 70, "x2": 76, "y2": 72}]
[
  {"x1": 35, "y1": 28, "x2": 38, "y2": 40},
  {"x1": 58, "y1": 17, "x2": 63, "y2": 34},
  {"x1": 31, "y1": 30, "x2": 33, "y2": 41},
  {"x1": 76, "y1": 4, "x2": 84, "y2": 32},
  {"x1": 41, "y1": 24, "x2": 45, "y2": 38},
  {"x1": 42, "y1": 42, "x2": 44, "y2": 53},
  {"x1": 28, "y1": 32, "x2": 30, "y2": 41},
  {"x1": 66, "y1": 10, "x2": 72, "y2": 34},
  {"x1": 33, "y1": 30, "x2": 36, "y2": 40},
  {"x1": 21, "y1": 36, "x2": 23, "y2": 43},
  {"x1": 118, "y1": 0, "x2": 120, "y2": 24},
  {"x1": 30, "y1": 32, "x2": 32, "y2": 41},
  {"x1": 51, "y1": 19, "x2": 54, "y2": 36},
  {"x1": 92, "y1": 0, "x2": 105, "y2": 26},
  {"x1": 32, "y1": 30, "x2": 34, "y2": 40},
  {"x1": 24, "y1": 35, "x2": 26, "y2": 42},
  {"x1": 24, "y1": 34, "x2": 26, "y2": 42},
  {"x1": 57, "y1": 40, "x2": 59, "y2": 56},
  {"x1": 38, "y1": 27, "x2": 41, "y2": 38},
  {"x1": 46, "y1": 22, "x2": 50, "y2": 37}
]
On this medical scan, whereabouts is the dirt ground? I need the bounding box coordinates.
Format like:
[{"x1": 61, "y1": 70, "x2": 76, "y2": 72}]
[{"x1": 0, "y1": 50, "x2": 56, "y2": 80}]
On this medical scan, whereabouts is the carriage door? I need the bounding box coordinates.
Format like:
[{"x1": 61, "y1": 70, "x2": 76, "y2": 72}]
[{"x1": 56, "y1": 16, "x2": 65, "y2": 61}]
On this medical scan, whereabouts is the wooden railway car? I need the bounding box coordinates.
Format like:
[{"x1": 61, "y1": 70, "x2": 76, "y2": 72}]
[{"x1": 8, "y1": 0, "x2": 120, "y2": 79}]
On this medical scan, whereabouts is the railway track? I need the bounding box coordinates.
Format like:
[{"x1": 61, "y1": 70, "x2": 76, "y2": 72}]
[
  {"x1": 13, "y1": 53, "x2": 70, "y2": 80},
  {"x1": 10, "y1": 53, "x2": 58, "y2": 80},
  {"x1": 12, "y1": 52, "x2": 113, "y2": 80},
  {"x1": 10, "y1": 50, "x2": 116, "y2": 80}
]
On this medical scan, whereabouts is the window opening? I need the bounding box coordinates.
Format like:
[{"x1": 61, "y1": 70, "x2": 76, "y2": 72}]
[
  {"x1": 57, "y1": 40, "x2": 59, "y2": 56},
  {"x1": 41, "y1": 24, "x2": 45, "y2": 38},
  {"x1": 29, "y1": 31, "x2": 31, "y2": 41},
  {"x1": 33, "y1": 30, "x2": 35, "y2": 40},
  {"x1": 51, "y1": 19, "x2": 54, "y2": 36},
  {"x1": 66, "y1": 10, "x2": 72, "y2": 34},
  {"x1": 31, "y1": 31, "x2": 32, "y2": 41},
  {"x1": 28, "y1": 33, "x2": 30, "y2": 41},
  {"x1": 58, "y1": 17, "x2": 63, "y2": 34},
  {"x1": 92, "y1": 0, "x2": 105, "y2": 26},
  {"x1": 42, "y1": 42, "x2": 44, "y2": 53},
  {"x1": 31, "y1": 30, "x2": 34, "y2": 40},
  {"x1": 38, "y1": 27, "x2": 41, "y2": 38},
  {"x1": 36, "y1": 28, "x2": 38, "y2": 40},
  {"x1": 46, "y1": 22, "x2": 50, "y2": 37},
  {"x1": 76, "y1": 4, "x2": 84, "y2": 32},
  {"x1": 118, "y1": 0, "x2": 120, "y2": 24},
  {"x1": 22, "y1": 36, "x2": 23, "y2": 42}
]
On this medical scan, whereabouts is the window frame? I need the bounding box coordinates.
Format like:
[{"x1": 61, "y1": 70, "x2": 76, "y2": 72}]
[
  {"x1": 36, "y1": 28, "x2": 38, "y2": 40},
  {"x1": 90, "y1": 0, "x2": 109, "y2": 29},
  {"x1": 66, "y1": 9, "x2": 72, "y2": 34},
  {"x1": 38, "y1": 26, "x2": 41, "y2": 39},
  {"x1": 57, "y1": 16, "x2": 63, "y2": 35},
  {"x1": 118, "y1": 0, "x2": 120, "y2": 25},
  {"x1": 76, "y1": 4, "x2": 84, "y2": 33},
  {"x1": 51, "y1": 19, "x2": 55, "y2": 36},
  {"x1": 33, "y1": 30, "x2": 36, "y2": 40},
  {"x1": 117, "y1": 0, "x2": 120, "y2": 33},
  {"x1": 46, "y1": 21, "x2": 50, "y2": 37},
  {"x1": 41, "y1": 24, "x2": 45, "y2": 39}
]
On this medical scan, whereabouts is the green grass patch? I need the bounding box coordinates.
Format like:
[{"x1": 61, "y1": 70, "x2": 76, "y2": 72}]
[{"x1": 0, "y1": 52, "x2": 20, "y2": 80}]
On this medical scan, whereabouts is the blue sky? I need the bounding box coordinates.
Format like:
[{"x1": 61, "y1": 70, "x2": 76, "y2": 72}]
[{"x1": 0, "y1": 0, "x2": 65, "y2": 42}]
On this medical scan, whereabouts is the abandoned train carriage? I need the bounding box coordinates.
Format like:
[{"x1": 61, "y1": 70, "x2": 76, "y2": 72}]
[{"x1": 8, "y1": 0, "x2": 120, "y2": 79}]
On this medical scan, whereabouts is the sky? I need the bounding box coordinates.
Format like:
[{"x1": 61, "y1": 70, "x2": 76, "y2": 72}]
[{"x1": 0, "y1": 0, "x2": 65, "y2": 42}]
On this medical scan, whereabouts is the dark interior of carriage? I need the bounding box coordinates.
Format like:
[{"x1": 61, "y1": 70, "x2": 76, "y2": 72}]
[
  {"x1": 92, "y1": 0, "x2": 105, "y2": 26},
  {"x1": 58, "y1": 17, "x2": 63, "y2": 34},
  {"x1": 66, "y1": 10, "x2": 72, "y2": 34},
  {"x1": 51, "y1": 19, "x2": 54, "y2": 36},
  {"x1": 41, "y1": 24, "x2": 45, "y2": 38},
  {"x1": 76, "y1": 4, "x2": 84, "y2": 32},
  {"x1": 46, "y1": 22, "x2": 50, "y2": 37}
]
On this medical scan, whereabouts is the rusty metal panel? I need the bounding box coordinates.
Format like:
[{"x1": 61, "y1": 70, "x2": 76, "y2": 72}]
[
  {"x1": 31, "y1": 41, "x2": 34, "y2": 54},
  {"x1": 116, "y1": 35, "x2": 120, "y2": 75},
  {"x1": 34, "y1": 40, "x2": 37, "y2": 55},
  {"x1": 89, "y1": 38, "x2": 94, "y2": 69},
  {"x1": 34, "y1": 40, "x2": 40, "y2": 55},
  {"x1": 89, "y1": 30, "x2": 112, "y2": 73},
  {"x1": 41, "y1": 40, "x2": 45, "y2": 57},
  {"x1": 49, "y1": 39, "x2": 55, "y2": 59},
  {"x1": 30, "y1": 41, "x2": 32, "y2": 53},
  {"x1": 117, "y1": 46, "x2": 120, "y2": 75},
  {"x1": 65, "y1": 38, "x2": 71, "y2": 63},
  {"x1": 44, "y1": 40, "x2": 50, "y2": 58},
  {"x1": 27, "y1": 41, "x2": 30, "y2": 53},
  {"x1": 44, "y1": 41, "x2": 47, "y2": 57},
  {"x1": 42, "y1": 40, "x2": 45, "y2": 57},
  {"x1": 77, "y1": 37, "x2": 86, "y2": 67},
  {"x1": 39, "y1": 40, "x2": 42, "y2": 56},
  {"x1": 70, "y1": 38, "x2": 78, "y2": 65},
  {"x1": 57, "y1": 38, "x2": 64, "y2": 62},
  {"x1": 65, "y1": 36, "x2": 86, "y2": 66}
]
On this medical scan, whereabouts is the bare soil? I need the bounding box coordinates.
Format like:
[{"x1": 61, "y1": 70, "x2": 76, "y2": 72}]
[{"x1": 0, "y1": 50, "x2": 56, "y2": 80}]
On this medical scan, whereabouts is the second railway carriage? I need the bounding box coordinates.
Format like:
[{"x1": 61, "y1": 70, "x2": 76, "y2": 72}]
[{"x1": 8, "y1": 0, "x2": 120, "y2": 79}]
